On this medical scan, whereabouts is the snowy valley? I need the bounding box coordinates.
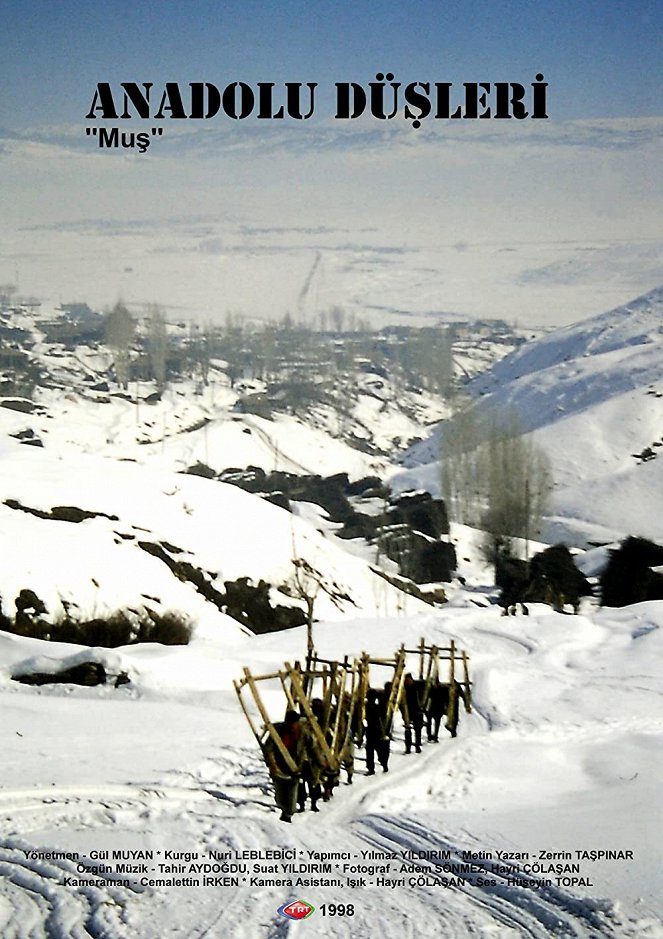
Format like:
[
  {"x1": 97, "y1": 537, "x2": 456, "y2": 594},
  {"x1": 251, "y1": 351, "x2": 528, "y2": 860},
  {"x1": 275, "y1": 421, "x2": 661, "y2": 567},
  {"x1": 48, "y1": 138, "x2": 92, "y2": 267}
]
[{"x1": 0, "y1": 288, "x2": 662, "y2": 938}]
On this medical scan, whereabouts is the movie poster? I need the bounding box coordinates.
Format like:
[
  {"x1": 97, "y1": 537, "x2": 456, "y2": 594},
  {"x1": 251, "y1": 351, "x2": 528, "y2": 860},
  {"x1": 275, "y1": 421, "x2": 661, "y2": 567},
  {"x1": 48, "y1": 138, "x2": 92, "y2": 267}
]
[{"x1": 1, "y1": 2, "x2": 662, "y2": 937}]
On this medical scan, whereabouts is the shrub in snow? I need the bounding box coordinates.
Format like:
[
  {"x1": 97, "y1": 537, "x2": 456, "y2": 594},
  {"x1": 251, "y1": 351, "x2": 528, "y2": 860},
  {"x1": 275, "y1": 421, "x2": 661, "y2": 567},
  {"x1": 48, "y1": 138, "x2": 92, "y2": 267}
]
[
  {"x1": 0, "y1": 594, "x2": 193, "y2": 647},
  {"x1": 599, "y1": 536, "x2": 663, "y2": 607},
  {"x1": 13, "y1": 661, "x2": 108, "y2": 686},
  {"x1": 496, "y1": 544, "x2": 593, "y2": 615}
]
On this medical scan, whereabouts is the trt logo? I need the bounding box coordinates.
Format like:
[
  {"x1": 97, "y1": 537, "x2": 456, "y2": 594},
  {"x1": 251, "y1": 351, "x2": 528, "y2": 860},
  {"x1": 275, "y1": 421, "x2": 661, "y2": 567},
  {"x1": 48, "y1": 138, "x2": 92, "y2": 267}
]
[{"x1": 277, "y1": 899, "x2": 315, "y2": 920}]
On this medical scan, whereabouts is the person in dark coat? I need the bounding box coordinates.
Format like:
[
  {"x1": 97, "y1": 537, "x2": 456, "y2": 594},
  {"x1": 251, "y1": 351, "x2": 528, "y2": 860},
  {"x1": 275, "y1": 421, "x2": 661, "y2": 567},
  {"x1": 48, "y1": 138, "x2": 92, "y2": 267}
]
[
  {"x1": 297, "y1": 698, "x2": 327, "y2": 813},
  {"x1": 322, "y1": 692, "x2": 356, "y2": 801},
  {"x1": 426, "y1": 677, "x2": 450, "y2": 743},
  {"x1": 263, "y1": 709, "x2": 303, "y2": 822},
  {"x1": 402, "y1": 672, "x2": 424, "y2": 754},
  {"x1": 364, "y1": 687, "x2": 390, "y2": 774}
]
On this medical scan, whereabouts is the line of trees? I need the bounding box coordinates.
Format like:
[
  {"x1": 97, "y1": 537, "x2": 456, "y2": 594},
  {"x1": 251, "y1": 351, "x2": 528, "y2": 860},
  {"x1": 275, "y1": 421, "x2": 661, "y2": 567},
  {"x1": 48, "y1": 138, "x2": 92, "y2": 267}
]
[
  {"x1": 101, "y1": 302, "x2": 214, "y2": 392},
  {"x1": 98, "y1": 302, "x2": 457, "y2": 403},
  {"x1": 439, "y1": 404, "x2": 552, "y2": 564}
]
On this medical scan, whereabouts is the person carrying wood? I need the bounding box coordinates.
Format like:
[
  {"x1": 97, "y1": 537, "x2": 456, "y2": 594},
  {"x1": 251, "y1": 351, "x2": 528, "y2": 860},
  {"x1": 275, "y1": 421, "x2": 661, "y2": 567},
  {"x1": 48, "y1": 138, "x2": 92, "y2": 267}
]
[
  {"x1": 365, "y1": 687, "x2": 390, "y2": 774},
  {"x1": 297, "y1": 698, "x2": 328, "y2": 813},
  {"x1": 263, "y1": 709, "x2": 304, "y2": 823},
  {"x1": 336, "y1": 690, "x2": 357, "y2": 786},
  {"x1": 402, "y1": 672, "x2": 425, "y2": 754},
  {"x1": 446, "y1": 680, "x2": 471, "y2": 738},
  {"x1": 426, "y1": 677, "x2": 450, "y2": 743}
]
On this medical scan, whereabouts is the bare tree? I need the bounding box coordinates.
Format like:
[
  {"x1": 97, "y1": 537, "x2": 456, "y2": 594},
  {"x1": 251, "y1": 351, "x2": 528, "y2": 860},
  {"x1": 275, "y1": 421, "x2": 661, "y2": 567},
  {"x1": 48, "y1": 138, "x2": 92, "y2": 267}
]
[
  {"x1": 147, "y1": 305, "x2": 168, "y2": 392},
  {"x1": 280, "y1": 556, "x2": 354, "y2": 658},
  {"x1": 399, "y1": 327, "x2": 454, "y2": 395},
  {"x1": 187, "y1": 322, "x2": 213, "y2": 388},
  {"x1": 104, "y1": 301, "x2": 135, "y2": 389},
  {"x1": 440, "y1": 405, "x2": 552, "y2": 562},
  {"x1": 477, "y1": 421, "x2": 553, "y2": 563},
  {"x1": 329, "y1": 305, "x2": 346, "y2": 333},
  {"x1": 0, "y1": 284, "x2": 17, "y2": 307},
  {"x1": 198, "y1": 322, "x2": 213, "y2": 386},
  {"x1": 439, "y1": 402, "x2": 487, "y2": 523}
]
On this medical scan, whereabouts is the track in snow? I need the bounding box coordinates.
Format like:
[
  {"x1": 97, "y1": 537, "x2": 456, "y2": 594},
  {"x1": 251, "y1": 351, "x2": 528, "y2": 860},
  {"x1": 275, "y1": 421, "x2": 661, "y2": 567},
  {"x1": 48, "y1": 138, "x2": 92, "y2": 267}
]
[{"x1": 1, "y1": 740, "x2": 661, "y2": 937}]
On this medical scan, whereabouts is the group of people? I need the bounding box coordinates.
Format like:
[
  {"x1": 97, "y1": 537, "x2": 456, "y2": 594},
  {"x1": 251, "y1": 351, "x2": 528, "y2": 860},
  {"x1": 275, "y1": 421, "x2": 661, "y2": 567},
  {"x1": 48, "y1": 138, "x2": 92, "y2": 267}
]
[
  {"x1": 365, "y1": 672, "x2": 464, "y2": 775},
  {"x1": 262, "y1": 673, "x2": 466, "y2": 822}
]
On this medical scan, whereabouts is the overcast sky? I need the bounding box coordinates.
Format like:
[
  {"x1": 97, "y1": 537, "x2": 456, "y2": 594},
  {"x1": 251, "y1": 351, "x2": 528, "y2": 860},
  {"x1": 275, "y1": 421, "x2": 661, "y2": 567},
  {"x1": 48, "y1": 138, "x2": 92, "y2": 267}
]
[
  {"x1": 1, "y1": 2, "x2": 661, "y2": 326},
  {"x1": 2, "y1": 0, "x2": 662, "y2": 126}
]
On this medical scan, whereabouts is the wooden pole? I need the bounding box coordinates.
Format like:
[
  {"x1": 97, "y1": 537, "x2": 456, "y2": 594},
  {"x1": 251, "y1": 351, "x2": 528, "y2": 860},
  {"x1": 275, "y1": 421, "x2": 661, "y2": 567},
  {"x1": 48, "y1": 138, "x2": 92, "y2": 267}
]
[
  {"x1": 285, "y1": 663, "x2": 338, "y2": 771},
  {"x1": 462, "y1": 650, "x2": 472, "y2": 713},
  {"x1": 239, "y1": 668, "x2": 298, "y2": 773}
]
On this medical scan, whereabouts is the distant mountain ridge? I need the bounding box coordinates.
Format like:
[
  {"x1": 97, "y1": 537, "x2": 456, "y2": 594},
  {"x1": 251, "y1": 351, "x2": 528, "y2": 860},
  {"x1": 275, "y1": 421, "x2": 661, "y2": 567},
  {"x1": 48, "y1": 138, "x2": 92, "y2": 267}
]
[
  {"x1": 467, "y1": 284, "x2": 663, "y2": 433},
  {"x1": 397, "y1": 285, "x2": 663, "y2": 547}
]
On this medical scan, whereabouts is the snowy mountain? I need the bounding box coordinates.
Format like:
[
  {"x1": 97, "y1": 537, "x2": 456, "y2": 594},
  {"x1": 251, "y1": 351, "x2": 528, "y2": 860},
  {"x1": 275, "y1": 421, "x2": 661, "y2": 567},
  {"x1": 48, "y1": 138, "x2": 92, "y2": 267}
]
[
  {"x1": 397, "y1": 286, "x2": 663, "y2": 547},
  {"x1": 468, "y1": 284, "x2": 663, "y2": 433}
]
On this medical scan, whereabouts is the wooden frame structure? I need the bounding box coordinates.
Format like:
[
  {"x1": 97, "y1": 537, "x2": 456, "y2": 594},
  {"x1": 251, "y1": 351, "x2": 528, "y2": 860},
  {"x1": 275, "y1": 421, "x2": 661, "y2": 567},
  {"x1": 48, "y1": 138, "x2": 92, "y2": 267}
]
[
  {"x1": 234, "y1": 660, "x2": 351, "y2": 776},
  {"x1": 401, "y1": 637, "x2": 473, "y2": 719},
  {"x1": 298, "y1": 653, "x2": 361, "y2": 767},
  {"x1": 234, "y1": 666, "x2": 300, "y2": 773},
  {"x1": 234, "y1": 638, "x2": 473, "y2": 775},
  {"x1": 355, "y1": 644, "x2": 408, "y2": 737}
]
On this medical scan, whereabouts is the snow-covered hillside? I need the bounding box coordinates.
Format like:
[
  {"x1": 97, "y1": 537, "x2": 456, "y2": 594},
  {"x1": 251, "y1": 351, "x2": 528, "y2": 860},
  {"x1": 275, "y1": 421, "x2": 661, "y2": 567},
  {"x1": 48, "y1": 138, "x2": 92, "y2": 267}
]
[
  {"x1": 0, "y1": 438, "x2": 427, "y2": 632},
  {"x1": 0, "y1": 304, "x2": 459, "y2": 630},
  {"x1": 397, "y1": 286, "x2": 663, "y2": 547},
  {"x1": 467, "y1": 286, "x2": 663, "y2": 438}
]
